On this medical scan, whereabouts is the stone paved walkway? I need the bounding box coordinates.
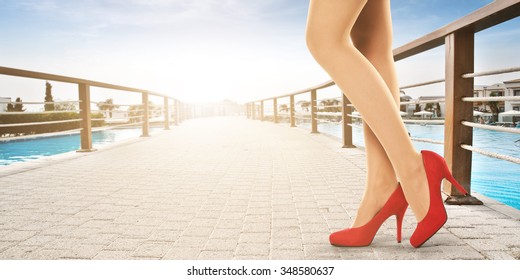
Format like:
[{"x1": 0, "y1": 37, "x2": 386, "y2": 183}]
[{"x1": 1, "y1": 117, "x2": 519, "y2": 260}]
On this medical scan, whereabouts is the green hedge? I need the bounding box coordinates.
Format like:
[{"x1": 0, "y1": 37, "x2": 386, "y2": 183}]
[{"x1": 0, "y1": 112, "x2": 105, "y2": 137}]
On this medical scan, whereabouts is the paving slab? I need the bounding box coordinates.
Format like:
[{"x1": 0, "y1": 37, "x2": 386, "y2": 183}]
[{"x1": 1, "y1": 117, "x2": 519, "y2": 260}]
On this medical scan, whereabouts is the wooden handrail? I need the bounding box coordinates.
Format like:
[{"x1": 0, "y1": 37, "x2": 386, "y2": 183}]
[
  {"x1": 0, "y1": 66, "x2": 175, "y2": 100},
  {"x1": 394, "y1": 0, "x2": 520, "y2": 61}
]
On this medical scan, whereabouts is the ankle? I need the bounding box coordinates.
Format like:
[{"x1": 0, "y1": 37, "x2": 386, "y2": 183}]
[
  {"x1": 365, "y1": 178, "x2": 399, "y2": 196},
  {"x1": 396, "y1": 153, "x2": 424, "y2": 181}
]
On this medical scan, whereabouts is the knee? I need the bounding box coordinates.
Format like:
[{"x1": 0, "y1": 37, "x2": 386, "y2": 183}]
[
  {"x1": 353, "y1": 36, "x2": 393, "y2": 63},
  {"x1": 306, "y1": 29, "x2": 349, "y2": 64}
]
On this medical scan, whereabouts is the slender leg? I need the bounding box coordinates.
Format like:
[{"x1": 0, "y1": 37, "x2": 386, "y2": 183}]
[
  {"x1": 349, "y1": 0, "x2": 400, "y2": 227},
  {"x1": 306, "y1": 0, "x2": 429, "y2": 221}
]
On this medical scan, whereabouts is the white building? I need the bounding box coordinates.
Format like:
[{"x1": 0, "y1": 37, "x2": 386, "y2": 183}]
[
  {"x1": 473, "y1": 83, "x2": 507, "y2": 113},
  {"x1": 473, "y1": 80, "x2": 520, "y2": 112},
  {"x1": 400, "y1": 78, "x2": 520, "y2": 121},
  {"x1": 473, "y1": 79, "x2": 520, "y2": 123},
  {"x1": 503, "y1": 78, "x2": 520, "y2": 112},
  {"x1": 0, "y1": 97, "x2": 11, "y2": 112}
]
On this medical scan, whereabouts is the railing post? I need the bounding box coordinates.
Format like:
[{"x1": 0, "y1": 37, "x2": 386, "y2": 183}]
[
  {"x1": 173, "y1": 100, "x2": 179, "y2": 126},
  {"x1": 246, "y1": 103, "x2": 250, "y2": 119},
  {"x1": 182, "y1": 103, "x2": 186, "y2": 121},
  {"x1": 77, "y1": 83, "x2": 95, "y2": 152},
  {"x1": 310, "y1": 89, "x2": 318, "y2": 133},
  {"x1": 163, "y1": 97, "x2": 170, "y2": 130},
  {"x1": 260, "y1": 100, "x2": 264, "y2": 121},
  {"x1": 252, "y1": 102, "x2": 256, "y2": 120},
  {"x1": 444, "y1": 29, "x2": 482, "y2": 205},
  {"x1": 273, "y1": 98, "x2": 278, "y2": 123},
  {"x1": 342, "y1": 94, "x2": 355, "y2": 148},
  {"x1": 142, "y1": 92, "x2": 150, "y2": 137},
  {"x1": 178, "y1": 101, "x2": 183, "y2": 123},
  {"x1": 290, "y1": 95, "x2": 296, "y2": 127}
]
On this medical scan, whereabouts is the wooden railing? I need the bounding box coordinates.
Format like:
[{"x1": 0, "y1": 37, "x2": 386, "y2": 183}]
[
  {"x1": 0, "y1": 66, "x2": 188, "y2": 150},
  {"x1": 246, "y1": 0, "x2": 520, "y2": 205}
]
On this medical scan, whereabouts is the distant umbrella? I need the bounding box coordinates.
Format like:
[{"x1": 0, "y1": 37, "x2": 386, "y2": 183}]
[
  {"x1": 473, "y1": 111, "x2": 492, "y2": 116},
  {"x1": 499, "y1": 110, "x2": 520, "y2": 116},
  {"x1": 414, "y1": 110, "x2": 434, "y2": 116}
]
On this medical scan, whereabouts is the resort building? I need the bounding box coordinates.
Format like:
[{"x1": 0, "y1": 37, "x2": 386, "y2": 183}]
[
  {"x1": 474, "y1": 79, "x2": 520, "y2": 112},
  {"x1": 503, "y1": 78, "x2": 520, "y2": 112},
  {"x1": 473, "y1": 83, "x2": 507, "y2": 113},
  {"x1": 473, "y1": 79, "x2": 520, "y2": 123},
  {"x1": 398, "y1": 78, "x2": 520, "y2": 122}
]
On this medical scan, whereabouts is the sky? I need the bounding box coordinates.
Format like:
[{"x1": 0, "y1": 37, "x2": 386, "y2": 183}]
[{"x1": 0, "y1": 0, "x2": 519, "y2": 107}]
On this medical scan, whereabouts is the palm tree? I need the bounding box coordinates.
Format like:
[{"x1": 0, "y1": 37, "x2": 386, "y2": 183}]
[
  {"x1": 399, "y1": 91, "x2": 412, "y2": 114},
  {"x1": 97, "y1": 98, "x2": 119, "y2": 118},
  {"x1": 488, "y1": 92, "x2": 499, "y2": 122},
  {"x1": 414, "y1": 103, "x2": 421, "y2": 114},
  {"x1": 44, "y1": 81, "x2": 55, "y2": 111},
  {"x1": 319, "y1": 98, "x2": 341, "y2": 112},
  {"x1": 300, "y1": 101, "x2": 310, "y2": 112}
]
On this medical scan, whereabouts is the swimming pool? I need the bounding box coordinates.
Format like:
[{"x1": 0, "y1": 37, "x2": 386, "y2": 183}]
[
  {"x1": 300, "y1": 122, "x2": 520, "y2": 210},
  {"x1": 0, "y1": 127, "x2": 160, "y2": 166}
]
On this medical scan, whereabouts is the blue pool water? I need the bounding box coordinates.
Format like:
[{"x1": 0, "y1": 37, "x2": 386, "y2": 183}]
[
  {"x1": 0, "y1": 127, "x2": 160, "y2": 166},
  {"x1": 299, "y1": 122, "x2": 520, "y2": 210}
]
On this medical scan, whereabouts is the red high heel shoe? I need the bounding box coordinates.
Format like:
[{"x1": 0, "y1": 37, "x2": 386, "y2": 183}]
[
  {"x1": 410, "y1": 150, "x2": 468, "y2": 248},
  {"x1": 329, "y1": 184, "x2": 408, "y2": 247}
]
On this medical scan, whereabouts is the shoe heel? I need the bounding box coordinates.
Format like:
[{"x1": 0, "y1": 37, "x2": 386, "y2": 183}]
[
  {"x1": 442, "y1": 160, "x2": 468, "y2": 196},
  {"x1": 396, "y1": 206, "x2": 407, "y2": 243}
]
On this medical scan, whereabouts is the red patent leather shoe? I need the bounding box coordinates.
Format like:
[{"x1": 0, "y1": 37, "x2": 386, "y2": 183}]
[
  {"x1": 329, "y1": 184, "x2": 408, "y2": 247},
  {"x1": 410, "y1": 150, "x2": 468, "y2": 248}
]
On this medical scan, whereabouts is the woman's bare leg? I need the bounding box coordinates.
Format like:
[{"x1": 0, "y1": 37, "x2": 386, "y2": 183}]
[
  {"x1": 349, "y1": 0, "x2": 400, "y2": 227},
  {"x1": 306, "y1": 0, "x2": 429, "y2": 221}
]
